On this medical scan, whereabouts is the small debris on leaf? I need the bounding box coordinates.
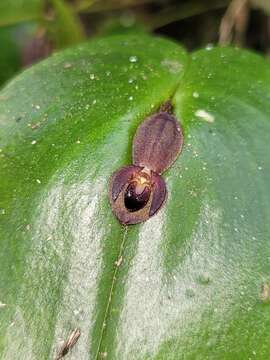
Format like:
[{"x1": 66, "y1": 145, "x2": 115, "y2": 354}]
[
  {"x1": 100, "y1": 352, "x2": 108, "y2": 358},
  {"x1": 55, "y1": 328, "x2": 81, "y2": 360},
  {"x1": 114, "y1": 256, "x2": 123, "y2": 267},
  {"x1": 260, "y1": 282, "x2": 270, "y2": 303},
  {"x1": 63, "y1": 62, "x2": 72, "y2": 69}
]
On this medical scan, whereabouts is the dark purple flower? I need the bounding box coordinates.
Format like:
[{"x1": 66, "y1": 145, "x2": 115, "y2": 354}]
[{"x1": 109, "y1": 103, "x2": 183, "y2": 225}]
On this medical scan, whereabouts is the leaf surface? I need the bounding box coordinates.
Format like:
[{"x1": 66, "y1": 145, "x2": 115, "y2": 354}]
[{"x1": 0, "y1": 35, "x2": 270, "y2": 360}]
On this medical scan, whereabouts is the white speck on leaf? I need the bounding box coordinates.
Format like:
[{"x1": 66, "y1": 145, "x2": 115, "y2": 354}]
[
  {"x1": 161, "y1": 59, "x2": 182, "y2": 74},
  {"x1": 63, "y1": 63, "x2": 72, "y2": 69},
  {"x1": 195, "y1": 109, "x2": 215, "y2": 123},
  {"x1": 115, "y1": 256, "x2": 123, "y2": 267},
  {"x1": 129, "y1": 56, "x2": 138, "y2": 63}
]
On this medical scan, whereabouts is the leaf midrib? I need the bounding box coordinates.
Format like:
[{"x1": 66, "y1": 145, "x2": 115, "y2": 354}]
[
  {"x1": 94, "y1": 226, "x2": 129, "y2": 359},
  {"x1": 93, "y1": 70, "x2": 188, "y2": 359}
]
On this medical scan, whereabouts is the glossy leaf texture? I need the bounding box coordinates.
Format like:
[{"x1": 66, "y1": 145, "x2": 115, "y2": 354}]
[
  {"x1": 0, "y1": 34, "x2": 187, "y2": 359},
  {"x1": 0, "y1": 34, "x2": 270, "y2": 360}
]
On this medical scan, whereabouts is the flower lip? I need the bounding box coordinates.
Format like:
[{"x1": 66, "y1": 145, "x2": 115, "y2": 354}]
[
  {"x1": 109, "y1": 165, "x2": 167, "y2": 224},
  {"x1": 124, "y1": 179, "x2": 151, "y2": 212}
]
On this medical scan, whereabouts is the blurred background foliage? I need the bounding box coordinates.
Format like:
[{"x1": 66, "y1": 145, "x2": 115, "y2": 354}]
[{"x1": 0, "y1": 0, "x2": 270, "y2": 87}]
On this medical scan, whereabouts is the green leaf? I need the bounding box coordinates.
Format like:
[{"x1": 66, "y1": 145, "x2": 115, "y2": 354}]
[
  {"x1": 0, "y1": 34, "x2": 269, "y2": 360},
  {"x1": 0, "y1": 33, "x2": 187, "y2": 359},
  {"x1": 0, "y1": 0, "x2": 43, "y2": 27},
  {"x1": 0, "y1": 26, "x2": 21, "y2": 87}
]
